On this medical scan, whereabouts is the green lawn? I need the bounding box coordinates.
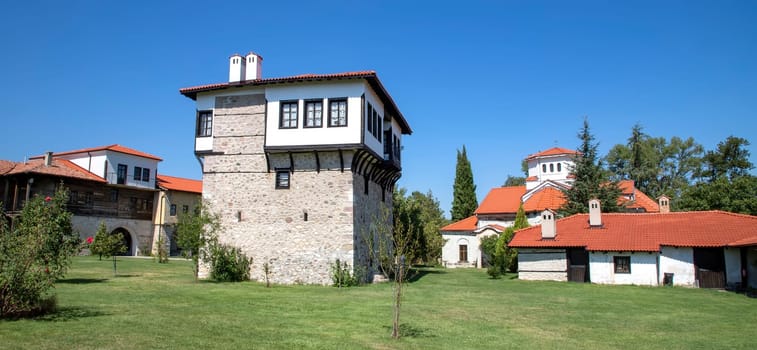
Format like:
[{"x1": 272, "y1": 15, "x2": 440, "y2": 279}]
[{"x1": 1, "y1": 256, "x2": 755, "y2": 349}]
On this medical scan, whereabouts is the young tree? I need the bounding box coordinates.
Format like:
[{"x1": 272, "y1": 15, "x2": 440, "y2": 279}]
[
  {"x1": 100, "y1": 232, "x2": 127, "y2": 276},
  {"x1": 175, "y1": 202, "x2": 221, "y2": 281},
  {"x1": 89, "y1": 221, "x2": 110, "y2": 260},
  {"x1": 451, "y1": 145, "x2": 478, "y2": 221},
  {"x1": 561, "y1": 118, "x2": 622, "y2": 215},
  {"x1": 0, "y1": 187, "x2": 79, "y2": 317}
]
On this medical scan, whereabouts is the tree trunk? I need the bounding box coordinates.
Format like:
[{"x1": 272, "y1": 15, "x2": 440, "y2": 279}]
[
  {"x1": 392, "y1": 262, "x2": 404, "y2": 339},
  {"x1": 112, "y1": 256, "x2": 117, "y2": 276}
]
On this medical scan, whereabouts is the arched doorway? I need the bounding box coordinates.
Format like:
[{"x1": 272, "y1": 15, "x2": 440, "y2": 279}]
[{"x1": 111, "y1": 228, "x2": 133, "y2": 256}]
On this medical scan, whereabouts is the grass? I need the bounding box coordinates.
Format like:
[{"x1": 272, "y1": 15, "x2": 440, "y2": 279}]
[{"x1": 1, "y1": 256, "x2": 756, "y2": 349}]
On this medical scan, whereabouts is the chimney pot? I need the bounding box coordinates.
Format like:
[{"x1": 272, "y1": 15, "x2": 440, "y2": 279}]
[
  {"x1": 658, "y1": 195, "x2": 670, "y2": 214},
  {"x1": 44, "y1": 151, "x2": 53, "y2": 167},
  {"x1": 589, "y1": 198, "x2": 602, "y2": 227},
  {"x1": 244, "y1": 52, "x2": 263, "y2": 80},
  {"x1": 541, "y1": 209, "x2": 556, "y2": 239},
  {"x1": 229, "y1": 53, "x2": 245, "y2": 83}
]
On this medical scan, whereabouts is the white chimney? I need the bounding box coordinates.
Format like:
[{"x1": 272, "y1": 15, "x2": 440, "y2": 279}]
[
  {"x1": 244, "y1": 52, "x2": 263, "y2": 80},
  {"x1": 589, "y1": 198, "x2": 602, "y2": 227},
  {"x1": 658, "y1": 195, "x2": 670, "y2": 214},
  {"x1": 541, "y1": 209, "x2": 556, "y2": 239},
  {"x1": 229, "y1": 53, "x2": 245, "y2": 83},
  {"x1": 44, "y1": 151, "x2": 53, "y2": 167}
]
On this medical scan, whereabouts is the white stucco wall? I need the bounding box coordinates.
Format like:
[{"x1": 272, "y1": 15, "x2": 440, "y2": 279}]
[
  {"x1": 518, "y1": 248, "x2": 567, "y2": 281},
  {"x1": 526, "y1": 154, "x2": 574, "y2": 190},
  {"x1": 441, "y1": 232, "x2": 478, "y2": 268},
  {"x1": 589, "y1": 252, "x2": 659, "y2": 286},
  {"x1": 61, "y1": 150, "x2": 158, "y2": 189},
  {"x1": 659, "y1": 246, "x2": 696, "y2": 287},
  {"x1": 62, "y1": 152, "x2": 108, "y2": 179}
]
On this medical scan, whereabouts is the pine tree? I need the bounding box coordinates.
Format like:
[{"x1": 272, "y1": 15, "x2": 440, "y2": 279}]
[
  {"x1": 451, "y1": 145, "x2": 478, "y2": 221},
  {"x1": 561, "y1": 118, "x2": 622, "y2": 215}
]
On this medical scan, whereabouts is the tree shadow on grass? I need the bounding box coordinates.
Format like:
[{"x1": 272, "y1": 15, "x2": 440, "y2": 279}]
[
  {"x1": 35, "y1": 307, "x2": 108, "y2": 322},
  {"x1": 406, "y1": 268, "x2": 446, "y2": 283},
  {"x1": 382, "y1": 323, "x2": 436, "y2": 338},
  {"x1": 57, "y1": 278, "x2": 109, "y2": 284}
]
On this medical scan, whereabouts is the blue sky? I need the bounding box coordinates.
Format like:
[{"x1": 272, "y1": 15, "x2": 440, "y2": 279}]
[{"x1": 1, "y1": 1, "x2": 755, "y2": 218}]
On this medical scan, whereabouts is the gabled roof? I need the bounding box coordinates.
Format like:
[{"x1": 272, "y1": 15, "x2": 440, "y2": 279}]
[
  {"x1": 157, "y1": 175, "x2": 202, "y2": 194},
  {"x1": 475, "y1": 186, "x2": 526, "y2": 215},
  {"x1": 30, "y1": 144, "x2": 162, "y2": 161},
  {"x1": 0, "y1": 160, "x2": 15, "y2": 175},
  {"x1": 525, "y1": 147, "x2": 580, "y2": 160},
  {"x1": 179, "y1": 70, "x2": 412, "y2": 135},
  {"x1": 509, "y1": 211, "x2": 757, "y2": 252},
  {"x1": 440, "y1": 215, "x2": 478, "y2": 232},
  {"x1": 523, "y1": 187, "x2": 566, "y2": 212},
  {"x1": 618, "y1": 180, "x2": 659, "y2": 212},
  {"x1": 2, "y1": 159, "x2": 106, "y2": 183}
]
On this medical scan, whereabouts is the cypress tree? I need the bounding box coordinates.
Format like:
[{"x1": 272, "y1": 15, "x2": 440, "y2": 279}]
[
  {"x1": 451, "y1": 145, "x2": 478, "y2": 221},
  {"x1": 561, "y1": 118, "x2": 622, "y2": 215}
]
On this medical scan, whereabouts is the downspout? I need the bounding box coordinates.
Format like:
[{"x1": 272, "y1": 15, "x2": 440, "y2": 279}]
[
  {"x1": 87, "y1": 151, "x2": 92, "y2": 172},
  {"x1": 25, "y1": 178, "x2": 34, "y2": 204}
]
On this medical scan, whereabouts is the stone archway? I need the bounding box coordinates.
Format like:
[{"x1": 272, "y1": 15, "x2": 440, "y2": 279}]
[{"x1": 111, "y1": 227, "x2": 133, "y2": 256}]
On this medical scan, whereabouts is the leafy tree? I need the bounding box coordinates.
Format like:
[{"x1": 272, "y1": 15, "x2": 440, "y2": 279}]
[
  {"x1": 561, "y1": 118, "x2": 622, "y2": 215},
  {"x1": 89, "y1": 221, "x2": 110, "y2": 260},
  {"x1": 394, "y1": 188, "x2": 447, "y2": 265},
  {"x1": 451, "y1": 145, "x2": 478, "y2": 221},
  {"x1": 175, "y1": 202, "x2": 221, "y2": 281},
  {"x1": 1, "y1": 188, "x2": 79, "y2": 317},
  {"x1": 99, "y1": 231, "x2": 127, "y2": 276},
  {"x1": 503, "y1": 175, "x2": 526, "y2": 187},
  {"x1": 696, "y1": 136, "x2": 752, "y2": 182}
]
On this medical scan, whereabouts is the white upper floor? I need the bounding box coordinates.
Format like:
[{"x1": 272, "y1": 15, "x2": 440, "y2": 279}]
[{"x1": 524, "y1": 147, "x2": 579, "y2": 190}]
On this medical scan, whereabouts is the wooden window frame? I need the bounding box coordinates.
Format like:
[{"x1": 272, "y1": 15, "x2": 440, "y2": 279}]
[
  {"x1": 134, "y1": 166, "x2": 142, "y2": 181},
  {"x1": 280, "y1": 100, "x2": 299, "y2": 129},
  {"x1": 328, "y1": 98, "x2": 348, "y2": 127},
  {"x1": 614, "y1": 256, "x2": 631, "y2": 274},
  {"x1": 142, "y1": 168, "x2": 150, "y2": 182},
  {"x1": 303, "y1": 99, "x2": 323, "y2": 128},
  {"x1": 459, "y1": 244, "x2": 468, "y2": 262},
  {"x1": 197, "y1": 110, "x2": 213, "y2": 137}
]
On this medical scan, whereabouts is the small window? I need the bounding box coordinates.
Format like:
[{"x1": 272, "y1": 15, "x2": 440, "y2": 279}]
[
  {"x1": 182, "y1": 205, "x2": 189, "y2": 214},
  {"x1": 134, "y1": 166, "x2": 143, "y2": 181},
  {"x1": 459, "y1": 245, "x2": 468, "y2": 262},
  {"x1": 197, "y1": 111, "x2": 213, "y2": 137},
  {"x1": 328, "y1": 99, "x2": 347, "y2": 127},
  {"x1": 366, "y1": 103, "x2": 373, "y2": 134},
  {"x1": 169, "y1": 204, "x2": 177, "y2": 216},
  {"x1": 276, "y1": 170, "x2": 291, "y2": 189},
  {"x1": 550, "y1": 163, "x2": 554, "y2": 172},
  {"x1": 304, "y1": 100, "x2": 323, "y2": 128},
  {"x1": 614, "y1": 256, "x2": 631, "y2": 274},
  {"x1": 110, "y1": 189, "x2": 119, "y2": 202},
  {"x1": 280, "y1": 101, "x2": 298, "y2": 128},
  {"x1": 142, "y1": 168, "x2": 150, "y2": 182},
  {"x1": 557, "y1": 163, "x2": 562, "y2": 172}
]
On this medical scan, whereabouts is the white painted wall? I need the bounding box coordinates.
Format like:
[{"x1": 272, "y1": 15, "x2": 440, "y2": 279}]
[
  {"x1": 526, "y1": 155, "x2": 574, "y2": 190},
  {"x1": 659, "y1": 246, "x2": 696, "y2": 286},
  {"x1": 363, "y1": 84, "x2": 385, "y2": 157},
  {"x1": 589, "y1": 252, "x2": 659, "y2": 285},
  {"x1": 60, "y1": 151, "x2": 108, "y2": 178},
  {"x1": 441, "y1": 232, "x2": 478, "y2": 268},
  {"x1": 59, "y1": 150, "x2": 158, "y2": 189},
  {"x1": 265, "y1": 81, "x2": 365, "y2": 148},
  {"x1": 724, "y1": 247, "x2": 742, "y2": 286},
  {"x1": 518, "y1": 248, "x2": 567, "y2": 281}
]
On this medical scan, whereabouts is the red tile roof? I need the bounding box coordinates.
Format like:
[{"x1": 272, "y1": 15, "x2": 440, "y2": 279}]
[
  {"x1": 0, "y1": 160, "x2": 15, "y2": 175},
  {"x1": 523, "y1": 187, "x2": 566, "y2": 212},
  {"x1": 3, "y1": 159, "x2": 106, "y2": 183},
  {"x1": 30, "y1": 144, "x2": 162, "y2": 161},
  {"x1": 179, "y1": 70, "x2": 412, "y2": 135},
  {"x1": 475, "y1": 186, "x2": 527, "y2": 215},
  {"x1": 440, "y1": 216, "x2": 478, "y2": 232},
  {"x1": 525, "y1": 147, "x2": 580, "y2": 160},
  {"x1": 525, "y1": 176, "x2": 538, "y2": 181},
  {"x1": 619, "y1": 180, "x2": 659, "y2": 212},
  {"x1": 510, "y1": 211, "x2": 757, "y2": 251},
  {"x1": 157, "y1": 175, "x2": 202, "y2": 194}
]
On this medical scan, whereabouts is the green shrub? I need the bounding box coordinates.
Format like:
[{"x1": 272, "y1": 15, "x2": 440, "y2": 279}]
[
  {"x1": 331, "y1": 259, "x2": 363, "y2": 287},
  {"x1": 209, "y1": 243, "x2": 251, "y2": 282},
  {"x1": 154, "y1": 235, "x2": 169, "y2": 264}
]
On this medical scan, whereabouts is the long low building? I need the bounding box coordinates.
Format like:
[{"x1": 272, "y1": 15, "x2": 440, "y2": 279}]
[{"x1": 509, "y1": 199, "x2": 757, "y2": 289}]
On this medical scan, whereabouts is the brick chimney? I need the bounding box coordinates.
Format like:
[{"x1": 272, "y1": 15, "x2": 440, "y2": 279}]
[
  {"x1": 589, "y1": 198, "x2": 602, "y2": 227},
  {"x1": 658, "y1": 195, "x2": 670, "y2": 214},
  {"x1": 541, "y1": 209, "x2": 556, "y2": 239},
  {"x1": 229, "y1": 53, "x2": 245, "y2": 83}
]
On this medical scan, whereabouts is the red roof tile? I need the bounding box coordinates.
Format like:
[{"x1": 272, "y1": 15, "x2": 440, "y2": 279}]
[
  {"x1": 510, "y1": 211, "x2": 757, "y2": 251},
  {"x1": 31, "y1": 144, "x2": 162, "y2": 161},
  {"x1": 475, "y1": 186, "x2": 526, "y2": 215},
  {"x1": 523, "y1": 187, "x2": 566, "y2": 212},
  {"x1": 4, "y1": 159, "x2": 106, "y2": 183},
  {"x1": 157, "y1": 175, "x2": 202, "y2": 194},
  {"x1": 179, "y1": 70, "x2": 412, "y2": 135},
  {"x1": 441, "y1": 216, "x2": 478, "y2": 232},
  {"x1": 525, "y1": 147, "x2": 580, "y2": 160},
  {"x1": 525, "y1": 176, "x2": 538, "y2": 181},
  {"x1": 0, "y1": 160, "x2": 15, "y2": 175}
]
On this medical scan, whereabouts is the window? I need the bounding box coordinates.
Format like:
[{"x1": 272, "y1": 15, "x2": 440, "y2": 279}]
[
  {"x1": 459, "y1": 245, "x2": 468, "y2": 262},
  {"x1": 367, "y1": 103, "x2": 373, "y2": 134},
  {"x1": 280, "y1": 101, "x2": 298, "y2": 128},
  {"x1": 304, "y1": 100, "x2": 323, "y2": 128},
  {"x1": 117, "y1": 164, "x2": 127, "y2": 185},
  {"x1": 275, "y1": 170, "x2": 290, "y2": 189},
  {"x1": 169, "y1": 204, "x2": 177, "y2": 216},
  {"x1": 197, "y1": 111, "x2": 213, "y2": 137},
  {"x1": 542, "y1": 164, "x2": 547, "y2": 173},
  {"x1": 328, "y1": 99, "x2": 347, "y2": 127},
  {"x1": 557, "y1": 163, "x2": 562, "y2": 172},
  {"x1": 550, "y1": 163, "x2": 554, "y2": 172},
  {"x1": 182, "y1": 205, "x2": 189, "y2": 214},
  {"x1": 142, "y1": 168, "x2": 150, "y2": 182},
  {"x1": 614, "y1": 256, "x2": 631, "y2": 274},
  {"x1": 110, "y1": 189, "x2": 119, "y2": 202},
  {"x1": 134, "y1": 166, "x2": 143, "y2": 181}
]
